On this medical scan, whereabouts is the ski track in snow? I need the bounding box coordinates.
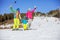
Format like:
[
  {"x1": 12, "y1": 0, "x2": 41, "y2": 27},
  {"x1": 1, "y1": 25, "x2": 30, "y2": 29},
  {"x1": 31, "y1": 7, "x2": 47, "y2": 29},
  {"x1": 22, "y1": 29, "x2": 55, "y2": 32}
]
[{"x1": 0, "y1": 17, "x2": 60, "y2": 40}]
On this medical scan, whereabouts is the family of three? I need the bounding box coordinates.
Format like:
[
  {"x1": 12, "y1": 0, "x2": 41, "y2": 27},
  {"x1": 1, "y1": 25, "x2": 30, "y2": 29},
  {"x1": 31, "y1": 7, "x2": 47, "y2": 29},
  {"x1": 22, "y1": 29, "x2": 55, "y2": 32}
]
[{"x1": 10, "y1": 6, "x2": 37, "y2": 30}]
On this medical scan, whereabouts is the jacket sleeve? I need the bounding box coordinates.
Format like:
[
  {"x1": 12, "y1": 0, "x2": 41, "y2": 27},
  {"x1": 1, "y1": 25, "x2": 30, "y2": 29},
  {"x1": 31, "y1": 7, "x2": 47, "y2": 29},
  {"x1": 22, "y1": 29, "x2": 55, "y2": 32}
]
[
  {"x1": 10, "y1": 7, "x2": 16, "y2": 13},
  {"x1": 31, "y1": 8, "x2": 36, "y2": 13}
]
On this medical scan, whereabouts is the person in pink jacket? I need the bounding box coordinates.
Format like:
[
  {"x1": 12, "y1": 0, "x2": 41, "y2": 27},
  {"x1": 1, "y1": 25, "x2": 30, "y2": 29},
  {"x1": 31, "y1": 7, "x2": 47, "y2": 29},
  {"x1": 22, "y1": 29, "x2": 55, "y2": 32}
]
[
  {"x1": 26, "y1": 6, "x2": 36, "y2": 28},
  {"x1": 26, "y1": 7, "x2": 36, "y2": 19}
]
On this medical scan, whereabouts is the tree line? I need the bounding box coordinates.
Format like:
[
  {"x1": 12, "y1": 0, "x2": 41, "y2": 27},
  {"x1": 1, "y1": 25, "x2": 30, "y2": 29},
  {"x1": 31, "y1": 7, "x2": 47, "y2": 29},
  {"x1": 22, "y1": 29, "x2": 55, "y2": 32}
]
[
  {"x1": 0, "y1": 9, "x2": 60, "y2": 24},
  {"x1": 0, "y1": 13, "x2": 14, "y2": 22}
]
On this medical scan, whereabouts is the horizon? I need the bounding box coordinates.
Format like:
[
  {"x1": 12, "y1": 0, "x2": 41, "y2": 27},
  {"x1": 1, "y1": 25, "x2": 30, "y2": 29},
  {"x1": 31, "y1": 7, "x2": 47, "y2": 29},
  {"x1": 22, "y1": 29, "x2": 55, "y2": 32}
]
[{"x1": 0, "y1": 0, "x2": 60, "y2": 14}]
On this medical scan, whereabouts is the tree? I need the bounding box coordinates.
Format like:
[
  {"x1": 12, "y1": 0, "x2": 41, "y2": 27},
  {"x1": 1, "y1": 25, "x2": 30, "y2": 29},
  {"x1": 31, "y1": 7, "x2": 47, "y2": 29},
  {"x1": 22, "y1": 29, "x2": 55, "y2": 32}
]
[
  {"x1": 4, "y1": 13, "x2": 8, "y2": 20},
  {"x1": 1, "y1": 16, "x2": 5, "y2": 22},
  {"x1": 0, "y1": 15, "x2": 2, "y2": 22},
  {"x1": 9, "y1": 13, "x2": 14, "y2": 19}
]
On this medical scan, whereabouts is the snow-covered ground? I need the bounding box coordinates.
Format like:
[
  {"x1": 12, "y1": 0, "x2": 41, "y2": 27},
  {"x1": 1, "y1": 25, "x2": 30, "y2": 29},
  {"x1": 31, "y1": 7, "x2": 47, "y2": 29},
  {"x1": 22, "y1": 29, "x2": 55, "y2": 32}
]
[
  {"x1": 0, "y1": 16, "x2": 60, "y2": 40},
  {"x1": 0, "y1": 24, "x2": 13, "y2": 28}
]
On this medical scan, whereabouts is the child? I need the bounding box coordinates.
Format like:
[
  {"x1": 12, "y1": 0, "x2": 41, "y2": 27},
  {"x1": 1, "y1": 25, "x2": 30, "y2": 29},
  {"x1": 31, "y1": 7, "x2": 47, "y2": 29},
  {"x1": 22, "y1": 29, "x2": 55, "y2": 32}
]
[{"x1": 22, "y1": 16, "x2": 28, "y2": 30}]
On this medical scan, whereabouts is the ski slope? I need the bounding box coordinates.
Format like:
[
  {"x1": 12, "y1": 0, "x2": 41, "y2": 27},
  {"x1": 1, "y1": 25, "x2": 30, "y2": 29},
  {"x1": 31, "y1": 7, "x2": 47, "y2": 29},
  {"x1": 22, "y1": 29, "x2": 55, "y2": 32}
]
[{"x1": 0, "y1": 16, "x2": 60, "y2": 40}]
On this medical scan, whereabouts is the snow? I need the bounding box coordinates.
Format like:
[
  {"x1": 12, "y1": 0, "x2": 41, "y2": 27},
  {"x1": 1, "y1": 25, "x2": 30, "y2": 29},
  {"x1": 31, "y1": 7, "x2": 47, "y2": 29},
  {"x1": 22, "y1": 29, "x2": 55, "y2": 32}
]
[
  {"x1": 0, "y1": 24, "x2": 13, "y2": 28},
  {"x1": 0, "y1": 16, "x2": 60, "y2": 40},
  {"x1": 30, "y1": 16, "x2": 60, "y2": 30}
]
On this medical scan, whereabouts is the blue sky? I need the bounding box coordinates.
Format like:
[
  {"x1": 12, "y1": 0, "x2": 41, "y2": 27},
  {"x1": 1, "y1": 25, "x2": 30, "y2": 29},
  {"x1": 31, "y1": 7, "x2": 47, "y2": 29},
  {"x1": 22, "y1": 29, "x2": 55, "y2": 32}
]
[{"x1": 0, "y1": 0, "x2": 60, "y2": 14}]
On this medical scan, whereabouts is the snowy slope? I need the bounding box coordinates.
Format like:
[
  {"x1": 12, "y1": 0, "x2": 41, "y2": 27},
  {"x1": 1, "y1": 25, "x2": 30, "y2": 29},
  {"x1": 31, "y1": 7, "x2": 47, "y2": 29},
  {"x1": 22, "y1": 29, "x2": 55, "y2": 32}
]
[
  {"x1": 0, "y1": 16, "x2": 60, "y2": 40},
  {"x1": 30, "y1": 16, "x2": 60, "y2": 29}
]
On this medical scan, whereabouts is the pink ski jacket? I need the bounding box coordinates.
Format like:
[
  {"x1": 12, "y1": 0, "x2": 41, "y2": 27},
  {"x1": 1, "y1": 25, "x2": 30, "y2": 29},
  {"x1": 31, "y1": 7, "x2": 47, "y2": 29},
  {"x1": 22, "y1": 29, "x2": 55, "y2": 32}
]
[{"x1": 26, "y1": 8, "x2": 36, "y2": 19}]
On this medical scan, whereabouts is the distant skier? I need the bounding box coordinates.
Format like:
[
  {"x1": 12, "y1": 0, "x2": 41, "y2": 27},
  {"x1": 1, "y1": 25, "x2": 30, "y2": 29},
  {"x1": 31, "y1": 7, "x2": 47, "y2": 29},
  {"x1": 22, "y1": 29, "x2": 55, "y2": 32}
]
[{"x1": 26, "y1": 6, "x2": 37, "y2": 28}]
